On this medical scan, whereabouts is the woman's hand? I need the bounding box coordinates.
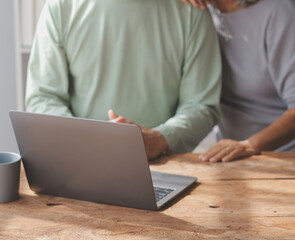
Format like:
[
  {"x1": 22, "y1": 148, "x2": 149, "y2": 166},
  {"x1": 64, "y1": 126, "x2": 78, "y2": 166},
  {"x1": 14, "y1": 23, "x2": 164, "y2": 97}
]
[
  {"x1": 199, "y1": 139, "x2": 260, "y2": 163},
  {"x1": 182, "y1": 0, "x2": 210, "y2": 10}
]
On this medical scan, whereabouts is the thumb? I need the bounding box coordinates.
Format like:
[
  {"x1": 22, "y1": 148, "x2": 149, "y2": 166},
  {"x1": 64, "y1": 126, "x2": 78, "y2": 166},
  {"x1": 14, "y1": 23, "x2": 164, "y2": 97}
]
[{"x1": 108, "y1": 109, "x2": 119, "y2": 120}]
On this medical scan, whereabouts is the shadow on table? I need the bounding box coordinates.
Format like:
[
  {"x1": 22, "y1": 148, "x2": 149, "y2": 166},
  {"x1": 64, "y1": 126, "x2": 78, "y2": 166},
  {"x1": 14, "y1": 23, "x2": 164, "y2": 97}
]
[{"x1": 160, "y1": 181, "x2": 200, "y2": 211}]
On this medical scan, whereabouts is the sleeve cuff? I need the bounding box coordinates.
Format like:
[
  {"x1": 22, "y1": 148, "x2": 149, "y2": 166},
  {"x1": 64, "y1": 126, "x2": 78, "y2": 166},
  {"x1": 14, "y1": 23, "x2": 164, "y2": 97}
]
[{"x1": 153, "y1": 124, "x2": 182, "y2": 154}]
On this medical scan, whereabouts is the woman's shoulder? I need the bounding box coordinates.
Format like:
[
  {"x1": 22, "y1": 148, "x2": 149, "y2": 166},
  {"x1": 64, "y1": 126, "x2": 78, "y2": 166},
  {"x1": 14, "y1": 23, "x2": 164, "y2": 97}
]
[
  {"x1": 265, "y1": 0, "x2": 295, "y2": 7},
  {"x1": 260, "y1": 0, "x2": 295, "y2": 31},
  {"x1": 260, "y1": 0, "x2": 295, "y2": 16}
]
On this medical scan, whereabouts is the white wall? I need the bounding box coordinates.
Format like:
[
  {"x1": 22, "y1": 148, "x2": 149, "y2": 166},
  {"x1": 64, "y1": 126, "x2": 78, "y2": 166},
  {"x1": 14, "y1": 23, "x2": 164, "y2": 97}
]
[{"x1": 0, "y1": 0, "x2": 18, "y2": 152}]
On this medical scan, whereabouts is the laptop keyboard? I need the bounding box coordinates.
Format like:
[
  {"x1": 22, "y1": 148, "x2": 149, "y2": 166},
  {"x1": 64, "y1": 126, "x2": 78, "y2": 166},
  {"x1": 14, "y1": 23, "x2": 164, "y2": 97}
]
[{"x1": 153, "y1": 186, "x2": 175, "y2": 202}]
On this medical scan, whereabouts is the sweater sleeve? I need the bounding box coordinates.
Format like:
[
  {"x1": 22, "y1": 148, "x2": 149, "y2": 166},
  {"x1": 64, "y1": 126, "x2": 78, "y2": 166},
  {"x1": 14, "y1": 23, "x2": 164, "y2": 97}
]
[
  {"x1": 25, "y1": 0, "x2": 73, "y2": 117},
  {"x1": 154, "y1": 8, "x2": 222, "y2": 153},
  {"x1": 266, "y1": 0, "x2": 295, "y2": 109}
]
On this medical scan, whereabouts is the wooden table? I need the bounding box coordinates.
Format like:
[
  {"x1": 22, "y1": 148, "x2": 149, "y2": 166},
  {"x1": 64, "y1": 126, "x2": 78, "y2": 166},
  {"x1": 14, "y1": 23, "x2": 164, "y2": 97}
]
[{"x1": 1, "y1": 152, "x2": 294, "y2": 239}]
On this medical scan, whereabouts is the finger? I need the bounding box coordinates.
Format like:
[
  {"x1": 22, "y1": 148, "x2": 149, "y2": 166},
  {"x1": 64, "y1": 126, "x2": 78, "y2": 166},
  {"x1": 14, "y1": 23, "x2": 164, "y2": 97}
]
[
  {"x1": 116, "y1": 116, "x2": 136, "y2": 125},
  {"x1": 199, "y1": 144, "x2": 224, "y2": 162},
  {"x1": 199, "y1": 148, "x2": 221, "y2": 162},
  {"x1": 109, "y1": 116, "x2": 126, "y2": 123},
  {"x1": 108, "y1": 109, "x2": 136, "y2": 125},
  {"x1": 123, "y1": 118, "x2": 136, "y2": 125},
  {"x1": 209, "y1": 148, "x2": 232, "y2": 163},
  {"x1": 222, "y1": 149, "x2": 244, "y2": 162},
  {"x1": 189, "y1": 0, "x2": 199, "y2": 8},
  {"x1": 199, "y1": 140, "x2": 227, "y2": 159},
  {"x1": 182, "y1": 0, "x2": 190, "y2": 4},
  {"x1": 108, "y1": 109, "x2": 119, "y2": 120},
  {"x1": 196, "y1": 0, "x2": 207, "y2": 9}
]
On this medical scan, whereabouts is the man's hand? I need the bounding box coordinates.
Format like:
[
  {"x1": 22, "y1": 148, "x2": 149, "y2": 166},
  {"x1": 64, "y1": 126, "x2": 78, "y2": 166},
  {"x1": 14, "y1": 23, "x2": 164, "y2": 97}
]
[
  {"x1": 182, "y1": 0, "x2": 210, "y2": 10},
  {"x1": 108, "y1": 110, "x2": 168, "y2": 160},
  {"x1": 199, "y1": 139, "x2": 260, "y2": 163}
]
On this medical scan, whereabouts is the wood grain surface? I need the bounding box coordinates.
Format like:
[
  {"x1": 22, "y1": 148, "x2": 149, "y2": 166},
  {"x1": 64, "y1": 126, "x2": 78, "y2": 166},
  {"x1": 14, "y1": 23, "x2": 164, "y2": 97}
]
[
  {"x1": 0, "y1": 152, "x2": 294, "y2": 239},
  {"x1": 150, "y1": 152, "x2": 295, "y2": 180}
]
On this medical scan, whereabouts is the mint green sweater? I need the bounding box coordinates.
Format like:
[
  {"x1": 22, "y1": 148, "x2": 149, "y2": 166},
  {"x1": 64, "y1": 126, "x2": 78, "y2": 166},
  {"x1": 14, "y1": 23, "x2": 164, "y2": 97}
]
[{"x1": 26, "y1": 0, "x2": 221, "y2": 153}]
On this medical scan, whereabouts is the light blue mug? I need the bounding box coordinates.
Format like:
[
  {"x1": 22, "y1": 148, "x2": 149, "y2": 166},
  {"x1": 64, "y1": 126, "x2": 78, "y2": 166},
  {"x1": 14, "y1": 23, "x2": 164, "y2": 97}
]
[{"x1": 0, "y1": 152, "x2": 21, "y2": 203}]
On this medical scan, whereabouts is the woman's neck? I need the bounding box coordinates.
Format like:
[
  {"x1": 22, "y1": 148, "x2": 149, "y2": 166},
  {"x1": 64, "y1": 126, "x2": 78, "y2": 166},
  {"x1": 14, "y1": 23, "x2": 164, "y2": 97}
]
[{"x1": 213, "y1": 0, "x2": 244, "y2": 13}]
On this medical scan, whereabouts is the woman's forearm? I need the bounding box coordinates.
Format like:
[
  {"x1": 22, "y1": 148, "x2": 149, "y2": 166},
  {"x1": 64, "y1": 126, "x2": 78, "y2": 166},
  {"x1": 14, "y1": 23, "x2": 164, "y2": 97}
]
[{"x1": 248, "y1": 108, "x2": 295, "y2": 151}]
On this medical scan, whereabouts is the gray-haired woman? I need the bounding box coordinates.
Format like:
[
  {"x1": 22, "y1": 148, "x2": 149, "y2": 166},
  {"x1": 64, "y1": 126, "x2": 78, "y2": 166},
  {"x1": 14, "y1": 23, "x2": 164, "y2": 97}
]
[{"x1": 182, "y1": 0, "x2": 295, "y2": 162}]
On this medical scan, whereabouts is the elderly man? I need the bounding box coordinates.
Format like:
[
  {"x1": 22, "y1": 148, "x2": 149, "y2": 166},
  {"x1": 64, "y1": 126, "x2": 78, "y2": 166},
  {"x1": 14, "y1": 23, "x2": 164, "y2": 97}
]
[{"x1": 26, "y1": 0, "x2": 221, "y2": 159}]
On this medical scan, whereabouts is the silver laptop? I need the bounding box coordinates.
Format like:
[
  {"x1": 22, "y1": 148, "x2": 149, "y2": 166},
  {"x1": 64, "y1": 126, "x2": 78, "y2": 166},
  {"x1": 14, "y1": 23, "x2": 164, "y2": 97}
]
[{"x1": 10, "y1": 111, "x2": 196, "y2": 210}]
